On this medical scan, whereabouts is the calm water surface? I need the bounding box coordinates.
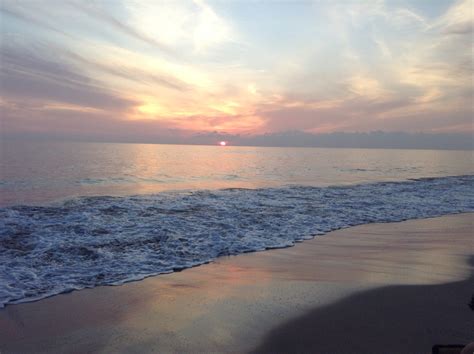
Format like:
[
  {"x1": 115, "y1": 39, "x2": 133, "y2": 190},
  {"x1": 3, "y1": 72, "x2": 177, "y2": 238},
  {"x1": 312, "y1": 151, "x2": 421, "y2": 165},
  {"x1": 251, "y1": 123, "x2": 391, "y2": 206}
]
[{"x1": 1, "y1": 141, "x2": 472, "y2": 206}]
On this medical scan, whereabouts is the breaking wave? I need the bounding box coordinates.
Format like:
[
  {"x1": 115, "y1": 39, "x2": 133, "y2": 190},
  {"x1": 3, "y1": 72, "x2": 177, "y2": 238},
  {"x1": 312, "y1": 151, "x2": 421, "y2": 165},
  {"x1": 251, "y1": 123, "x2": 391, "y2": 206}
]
[{"x1": 1, "y1": 175, "x2": 473, "y2": 308}]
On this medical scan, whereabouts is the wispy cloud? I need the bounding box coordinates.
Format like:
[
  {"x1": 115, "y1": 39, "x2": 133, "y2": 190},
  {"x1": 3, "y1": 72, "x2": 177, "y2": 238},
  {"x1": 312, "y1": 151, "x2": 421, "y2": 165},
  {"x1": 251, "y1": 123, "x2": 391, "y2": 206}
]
[
  {"x1": 0, "y1": 2, "x2": 73, "y2": 38},
  {"x1": 0, "y1": 0, "x2": 471, "y2": 142},
  {"x1": 60, "y1": 48, "x2": 190, "y2": 92},
  {"x1": 0, "y1": 44, "x2": 135, "y2": 111},
  {"x1": 68, "y1": 0, "x2": 175, "y2": 55},
  {"x1": 122, "y1": 0, "x2": 236, "y2": 54},
  {"x1": 431, "y1": 0, "x2": 473, "y2": 35}
]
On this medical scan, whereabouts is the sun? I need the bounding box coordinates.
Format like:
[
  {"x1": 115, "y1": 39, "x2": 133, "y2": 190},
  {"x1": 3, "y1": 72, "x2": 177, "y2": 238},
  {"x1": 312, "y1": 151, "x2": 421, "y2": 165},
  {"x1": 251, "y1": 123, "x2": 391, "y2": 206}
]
[{"x1": 219, "y1": 141, "x2": 227, "y2": 146}]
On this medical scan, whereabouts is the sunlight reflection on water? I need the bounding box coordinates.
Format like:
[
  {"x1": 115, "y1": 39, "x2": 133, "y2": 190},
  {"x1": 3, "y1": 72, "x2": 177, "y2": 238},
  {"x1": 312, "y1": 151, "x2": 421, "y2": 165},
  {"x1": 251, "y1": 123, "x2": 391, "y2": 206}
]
[{"x1": 0, "y1": 140, "x2": 472, "y2": 206}]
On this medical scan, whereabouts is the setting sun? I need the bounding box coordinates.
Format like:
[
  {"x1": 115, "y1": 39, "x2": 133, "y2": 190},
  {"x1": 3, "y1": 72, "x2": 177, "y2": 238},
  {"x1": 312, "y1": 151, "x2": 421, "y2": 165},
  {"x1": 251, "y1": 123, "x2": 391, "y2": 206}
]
[{"x1": 219, "y1": 141, "x2": 227, "y2": 146}]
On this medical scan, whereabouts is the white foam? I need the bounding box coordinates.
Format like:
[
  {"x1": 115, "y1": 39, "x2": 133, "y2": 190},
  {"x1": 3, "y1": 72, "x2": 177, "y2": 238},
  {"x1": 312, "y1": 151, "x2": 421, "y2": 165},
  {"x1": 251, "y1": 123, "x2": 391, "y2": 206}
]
[{"x1": 0, "y1": 175, "x2": 473, "y2": 308}]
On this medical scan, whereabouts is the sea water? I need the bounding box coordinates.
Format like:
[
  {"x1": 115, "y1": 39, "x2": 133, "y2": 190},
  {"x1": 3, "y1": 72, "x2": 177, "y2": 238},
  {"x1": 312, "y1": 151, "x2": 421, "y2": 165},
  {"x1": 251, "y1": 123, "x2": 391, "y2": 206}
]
[{"x1": 0, "y1": 141, "x2": 473, "y2": 307}]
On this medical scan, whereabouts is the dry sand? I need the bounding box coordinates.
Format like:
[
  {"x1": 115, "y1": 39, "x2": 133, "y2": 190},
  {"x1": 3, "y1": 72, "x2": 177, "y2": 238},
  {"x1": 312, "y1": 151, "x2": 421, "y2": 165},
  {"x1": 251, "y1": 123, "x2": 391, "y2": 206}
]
[{"x1": 0, "y1": 213, "x2": 472, "y2": 353}]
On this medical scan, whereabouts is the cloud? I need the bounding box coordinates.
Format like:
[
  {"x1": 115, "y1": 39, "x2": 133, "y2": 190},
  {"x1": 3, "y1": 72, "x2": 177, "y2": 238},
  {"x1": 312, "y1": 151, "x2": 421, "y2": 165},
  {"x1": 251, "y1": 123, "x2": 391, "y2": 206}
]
[
  {"x1": 1, "y1": 99, "x2": 181, "y2": 141},
  {"x1": 60, "y1": 48, "x2": 191, "y2": 92},
  {"x1": 123, "y1": 0, "x2": 235, "y2": 54},
  {"x1": 233, "y1": 131, "x2": 472, "y2": 150},
  {"x1": 69, "y1": 1, "x2": 174, "y2": 55},
  {"x1": 431, "y1": 0, "x2": 473, "y2": 35},
  {"x1": 0, "y1": 0, "x2": 471, "y2": 142},
  {"x1": 346, "y1": 75, "x2": 391, "y2": 100},
  {"x1": 0, "y1": 44, "x2": 136, "y2": 111},
  {"x1": 0, "y1": 2, "x2": 73, "y2": 38}
]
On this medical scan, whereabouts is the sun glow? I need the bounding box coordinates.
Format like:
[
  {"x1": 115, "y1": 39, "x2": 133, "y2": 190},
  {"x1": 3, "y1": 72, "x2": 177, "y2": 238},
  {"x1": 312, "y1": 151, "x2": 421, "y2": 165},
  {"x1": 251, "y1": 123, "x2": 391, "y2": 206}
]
[
  {"x1": 137, "y1": 102, "x2": 163, "y2": 116},
  {"x1": 219, "y1": 141, "x2": 227, "y2": 146}
]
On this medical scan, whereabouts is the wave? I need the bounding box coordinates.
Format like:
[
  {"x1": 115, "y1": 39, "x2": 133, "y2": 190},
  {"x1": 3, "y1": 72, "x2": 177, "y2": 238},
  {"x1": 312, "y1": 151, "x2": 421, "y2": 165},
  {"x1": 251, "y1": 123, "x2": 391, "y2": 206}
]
[{"x1": 1, "y1": 175, "x2": 473, "y2": 308}]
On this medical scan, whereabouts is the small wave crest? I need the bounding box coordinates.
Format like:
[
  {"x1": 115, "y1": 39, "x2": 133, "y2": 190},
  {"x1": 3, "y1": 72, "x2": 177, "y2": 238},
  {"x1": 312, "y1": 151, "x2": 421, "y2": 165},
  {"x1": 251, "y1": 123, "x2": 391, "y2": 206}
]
[{"x1": 1, "y1": 175, "x2": 473, "y2": 307}]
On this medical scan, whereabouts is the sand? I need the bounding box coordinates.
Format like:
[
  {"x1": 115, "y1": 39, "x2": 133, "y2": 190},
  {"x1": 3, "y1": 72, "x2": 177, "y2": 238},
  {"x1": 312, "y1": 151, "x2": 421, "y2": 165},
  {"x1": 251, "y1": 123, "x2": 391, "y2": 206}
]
[{"x1": 0, "y1": 213, "x2": 472, "y2": 353}]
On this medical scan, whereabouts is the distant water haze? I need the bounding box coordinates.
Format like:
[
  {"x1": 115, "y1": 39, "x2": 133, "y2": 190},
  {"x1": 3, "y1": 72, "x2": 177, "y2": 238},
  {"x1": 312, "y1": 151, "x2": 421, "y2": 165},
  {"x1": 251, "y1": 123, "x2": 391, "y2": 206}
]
[{"x1": 1, "y1": 141, "x2": 472, "y2": 206}]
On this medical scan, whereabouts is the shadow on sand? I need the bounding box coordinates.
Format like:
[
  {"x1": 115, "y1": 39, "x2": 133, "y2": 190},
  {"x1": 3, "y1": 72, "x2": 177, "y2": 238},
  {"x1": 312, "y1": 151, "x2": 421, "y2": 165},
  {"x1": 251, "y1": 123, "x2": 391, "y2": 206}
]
[{"x1": 253, "y1": 255, "x2": 474, "y2": 354}]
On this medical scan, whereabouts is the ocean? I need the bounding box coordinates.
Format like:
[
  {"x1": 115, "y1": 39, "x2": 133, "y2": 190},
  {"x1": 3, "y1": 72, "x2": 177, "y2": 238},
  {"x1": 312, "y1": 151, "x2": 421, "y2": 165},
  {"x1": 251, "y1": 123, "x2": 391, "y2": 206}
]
[{"x1": 1, "y1": 141, "x2": 473, "y2": 307}]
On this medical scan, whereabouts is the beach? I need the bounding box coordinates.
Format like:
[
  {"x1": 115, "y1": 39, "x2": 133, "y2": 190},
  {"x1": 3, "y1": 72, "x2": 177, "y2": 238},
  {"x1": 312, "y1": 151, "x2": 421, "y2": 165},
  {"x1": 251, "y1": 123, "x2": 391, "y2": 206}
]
[
  {"x1": 0, "y1": 213, "x2": 472, "y2": 353},
  {"x1": 2, "y1": 0, "x2": 473, "y2": 352}
]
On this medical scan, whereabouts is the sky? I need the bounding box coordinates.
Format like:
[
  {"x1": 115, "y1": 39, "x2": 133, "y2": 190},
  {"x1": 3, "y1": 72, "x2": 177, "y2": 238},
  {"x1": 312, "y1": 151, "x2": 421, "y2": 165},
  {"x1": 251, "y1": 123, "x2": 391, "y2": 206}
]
[{"x1": 0, "y1": 0, "x2": 472, "y2": 145}]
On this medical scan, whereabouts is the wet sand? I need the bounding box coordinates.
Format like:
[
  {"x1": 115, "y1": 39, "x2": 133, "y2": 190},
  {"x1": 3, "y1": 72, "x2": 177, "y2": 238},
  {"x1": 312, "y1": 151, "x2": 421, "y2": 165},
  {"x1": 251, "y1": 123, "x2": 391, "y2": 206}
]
[
  {"x1": 0, "y1": 213, "x2": 472, "y2": 353},
  {"x1": 253, "y1": 261, "x2": 474, "y2": 354}
]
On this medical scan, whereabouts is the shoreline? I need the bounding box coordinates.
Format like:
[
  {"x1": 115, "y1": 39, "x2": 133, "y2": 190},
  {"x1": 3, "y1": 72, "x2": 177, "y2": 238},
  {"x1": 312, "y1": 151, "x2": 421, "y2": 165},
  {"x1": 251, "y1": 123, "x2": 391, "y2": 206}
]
[
  {"x1": 0, "y1": 213, "x2": 473, "y2": 353},
  {"x1": 0, "y1": 207, "x2": 474, "y2": 311},
  {"x1": 1, "y1": 210, "x2": 471, "y2": 310}
]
